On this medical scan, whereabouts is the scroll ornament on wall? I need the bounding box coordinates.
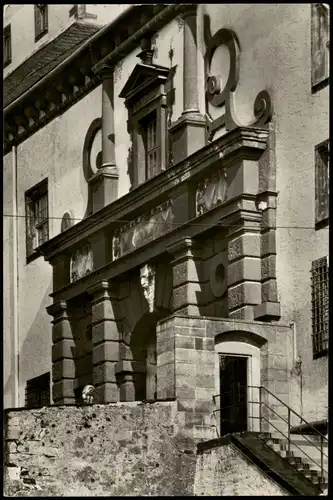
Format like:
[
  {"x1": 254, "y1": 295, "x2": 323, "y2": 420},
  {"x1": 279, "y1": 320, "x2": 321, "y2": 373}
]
[{"x1": 204, "y1": 15, "x2": 273, "y2": 141}]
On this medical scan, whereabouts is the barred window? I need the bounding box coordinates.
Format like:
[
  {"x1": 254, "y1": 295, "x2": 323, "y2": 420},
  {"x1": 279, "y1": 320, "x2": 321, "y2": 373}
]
[
  {"x1": 34, "y1": 4, "x2": 48, "y2": 42},
  {"x1": 311, "y1": 256, "x2": 329, "y2": 358},
  {"x1": 25, "y1": 178, "x2": 49, "y2": 261},
  {"x1": 25, "y1": 373, "x2": 50, "y2": 408}
]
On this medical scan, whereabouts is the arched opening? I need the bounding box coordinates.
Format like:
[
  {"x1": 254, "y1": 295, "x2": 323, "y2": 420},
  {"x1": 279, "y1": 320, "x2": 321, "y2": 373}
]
[{"x1": 215, "y1": 336, "x2": 261, "y2": 436}]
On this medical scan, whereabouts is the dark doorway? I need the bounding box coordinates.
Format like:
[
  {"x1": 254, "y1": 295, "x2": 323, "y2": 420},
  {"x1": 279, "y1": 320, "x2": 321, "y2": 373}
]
[{"x1": 219, "y1": 355, "x2": 248, "y2": 436}]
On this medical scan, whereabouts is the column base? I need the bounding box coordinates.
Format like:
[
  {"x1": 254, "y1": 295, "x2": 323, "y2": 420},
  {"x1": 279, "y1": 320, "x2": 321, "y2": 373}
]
[
  {"x1": 89, "y1": 166, "x2": 119, "y2": 213},
  {"x1": 169, "y1": 113, "x2": 206, "y2": 164}
]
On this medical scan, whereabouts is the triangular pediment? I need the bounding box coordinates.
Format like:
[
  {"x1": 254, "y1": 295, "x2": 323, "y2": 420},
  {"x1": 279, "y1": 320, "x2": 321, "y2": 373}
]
[{"x1": 119, "y1": 63, "x2": 169, "y2": 101}]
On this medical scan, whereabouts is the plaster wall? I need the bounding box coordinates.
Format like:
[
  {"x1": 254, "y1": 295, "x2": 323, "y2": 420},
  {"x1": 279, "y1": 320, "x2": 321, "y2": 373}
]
[
  {"x1": 4, "y1": 4, "x2": 132, "y2": 76},
  {"x1": 202, "y1": 3, "x2": 328, "y2": 421},
  {"x1": 3, "y1": 151, "x2": 16, "y2": 408}
]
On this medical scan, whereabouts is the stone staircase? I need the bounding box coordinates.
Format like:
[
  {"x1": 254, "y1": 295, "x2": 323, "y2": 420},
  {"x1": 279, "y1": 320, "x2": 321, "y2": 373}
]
[{"x1": 258, "y1": 432, "x2": 328, "y2": 491}]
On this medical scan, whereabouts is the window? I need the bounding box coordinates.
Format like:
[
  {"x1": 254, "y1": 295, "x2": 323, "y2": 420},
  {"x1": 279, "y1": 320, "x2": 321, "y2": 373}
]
[
  {"x1": 25, "y1": 373, "x2": 50, "y2": 408},
  {"x1": 34, "y1": 4, "x2": 48, "y2": 42},
  {"x1": 25, "y1": 179, "x2": 49, "y2": 261},
  {"x1": 119, "y1": 60, "x2": 169, "y2": 189},
  {"x1": 315, "y1": 139, "x2": 329, "y2": 228},
  {"x1": 311, "y1": 4, "x2": 329, "y2": 92},
  {"x1": 143, "y1": 112, "x2": 158, "y2": 180},
  {"x1": 4, "y1": 24, "x2": 11, "y2": 67},
  {"x1": 311, "y1": 256, "x2": 329, "y2": 359}
]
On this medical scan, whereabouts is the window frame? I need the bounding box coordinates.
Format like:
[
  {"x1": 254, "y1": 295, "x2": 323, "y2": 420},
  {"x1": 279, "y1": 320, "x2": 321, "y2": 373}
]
[
  {"x1": 4, "y1": 24, "x2": 12, "y2": 68},
  {"x1": 311, "y1": 256, "x2": 329, "y2": 359},
  {"x1": 315, "y1": 139, "x2": 329, "y2": 229},
  {"x1": 34, "y1": 4, "x2": 49, "y2": 42},
  {"x1": 311, "y1": 3, "x2": 329, "y2": 93},
  {"x1": 25, "y1": 178, "x2": 49, "y2": 263},
  {"x1": 25, "y1": 372, "x2": 50, "y2": 409}
]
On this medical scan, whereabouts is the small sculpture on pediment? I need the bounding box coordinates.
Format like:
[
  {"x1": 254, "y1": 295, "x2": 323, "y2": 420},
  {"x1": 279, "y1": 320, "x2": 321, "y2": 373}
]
[{"x1": 140, "y1": 264, "x2": 156, "y2": 313}]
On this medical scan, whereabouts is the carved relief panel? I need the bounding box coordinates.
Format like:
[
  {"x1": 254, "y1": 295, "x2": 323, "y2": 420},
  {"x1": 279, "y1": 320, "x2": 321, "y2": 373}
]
[{"x1": 70, "y1": 244, "x2": 94, "y2": 282}]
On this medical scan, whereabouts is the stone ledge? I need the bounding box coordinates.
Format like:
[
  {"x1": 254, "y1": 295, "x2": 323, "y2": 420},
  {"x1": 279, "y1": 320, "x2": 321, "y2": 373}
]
[{"x1": 254, "y1": 302, "x2": 281, "y2": 321}]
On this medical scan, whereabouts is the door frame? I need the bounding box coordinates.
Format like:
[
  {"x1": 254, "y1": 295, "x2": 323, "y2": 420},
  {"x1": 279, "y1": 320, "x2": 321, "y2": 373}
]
[{"x1": 215, "y1": 341, "x2": 261, "y2": 434}]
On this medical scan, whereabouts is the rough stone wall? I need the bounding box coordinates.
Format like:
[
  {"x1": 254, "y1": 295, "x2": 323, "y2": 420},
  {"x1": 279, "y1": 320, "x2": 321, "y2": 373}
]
[
  {"x1": 194, "y1": 442, "x2": 289, "y2": 496},
  {"x1": 5, "y1": 401, "x2": 197, "y2": 497}
]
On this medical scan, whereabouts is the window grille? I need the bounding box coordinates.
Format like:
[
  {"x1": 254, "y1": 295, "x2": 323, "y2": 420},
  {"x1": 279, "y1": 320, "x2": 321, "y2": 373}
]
[
  {"x1": 34, "y1": 4, "x2": 48, "y2": 41},
  {"x1": 4, "y1": 24, "x2": 12, "y2": 67},
  {"x1": 311, "y1": 256, "x2": 329, "y2": 358},
  {"x1": 25, "y1": 373, "x2": 50, "y2": 408},
  {"x1": 25, "y1": 179, "x2": 49, "y2": 260}
]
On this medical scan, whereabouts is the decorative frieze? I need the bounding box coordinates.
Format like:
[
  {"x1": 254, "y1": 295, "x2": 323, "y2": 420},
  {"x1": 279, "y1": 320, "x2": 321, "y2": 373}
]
[
  {"x1": 196, "y1": 168, "x2": 228, "y2": 216},
  {"x1": 70, "y1": 244, "x2": 94, "y2": 282},
  {"x1": 112, "y1": 200, "x2": 174, "y2": 260}
]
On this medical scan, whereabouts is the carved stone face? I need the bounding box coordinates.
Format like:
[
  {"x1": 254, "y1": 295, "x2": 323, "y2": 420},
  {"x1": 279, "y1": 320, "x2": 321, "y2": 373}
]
[{"x1": 140, "y1": 264, "x2": 155, "y2": 312}]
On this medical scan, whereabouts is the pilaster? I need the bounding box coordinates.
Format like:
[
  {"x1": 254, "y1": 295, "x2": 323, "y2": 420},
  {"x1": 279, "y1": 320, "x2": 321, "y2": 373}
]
[
  {"x1": 87, "y1": 280, "x2": 120, "y2": 403},
  {"x1": 167, "y1": 237, "x2": 202, "y2": 316},
  {"x1": 47, "y1": 301, "x2": 75, "y2": 405}
]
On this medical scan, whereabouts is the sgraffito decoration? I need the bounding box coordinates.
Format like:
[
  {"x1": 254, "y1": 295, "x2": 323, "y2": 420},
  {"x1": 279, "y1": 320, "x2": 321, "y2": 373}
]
[
  {"x1": 204, "y1": 15, "x2": 273, "y2": 141},
  {"x1": 196, "y1": 168, "x2": 228, "y2": 216},
  {"x1": 70, "y1": 244, "x2": 94, "y2": 282},
  {"x1": 140, "y1": 264, "x2": 156, "y2": 313},
  {"x1": 112, "y1": 200, "x2": 174, "y2": 260}
]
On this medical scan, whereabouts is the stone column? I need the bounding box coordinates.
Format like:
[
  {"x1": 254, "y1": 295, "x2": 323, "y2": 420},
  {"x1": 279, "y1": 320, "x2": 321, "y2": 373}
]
[
  {"x1": 169, "y1": 6, "x2": 206, "y2": 163},
  {"x1": 88, "y1": 280, "x2": 120, "y2": 403},
  {"x1": 89, "y1": 66, "x2": 119, "y2": 213},
  {"x1": 167, "y1": 237, "x2": 202, "y2": 316},
  {"x1": 47, "y1": 301, "x2": 75, "y2": 405}
]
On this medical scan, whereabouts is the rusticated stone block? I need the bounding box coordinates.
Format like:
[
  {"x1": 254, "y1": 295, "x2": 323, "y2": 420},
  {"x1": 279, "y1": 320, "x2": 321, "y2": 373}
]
[
  {"x1": 254, "y1": 301, "x2": 281, "y2": 321},
  {"x1": 261, "y1": 255, "x2": 276, "y2": 281},
  {"x1": 52, "y1": 339, "x2": 75, "y2": 362},
  {"x1": 93, "y1": 362, "x2": 116, "y2": 385},
  {"x1": 94, "y1": 382, "x2": 118, "y2": 403},
  {"x1": 119, "y1": 343, "x2": 134, "y2": 360},
  {"x1": 53, "y1": 379, "x2": 75, "y2": 401},
  {"x1": 261, "y1": 208, "x2": 276, "y2": 229},
  {"x1": 228, "y1": 306, "x2": 254, "y2": 320},
  {"x1": 227, "y1": 257, "x2": 261, "y2": 286},
  {"x1": 261, "y1": 279, "x2": 278, "y2": 302},
  {"x1": 92, "y1": 320, "x2": 120, "y2": 346},
  {"x1": 52, "y1": 358, "x2": 75, "y2": 382},
  {"x1": 228, "y1": 233, "x2": 260, "y2": 263},
  {"x1": 261, "y1": 230, "x2": 276, "y2": 257},
  {"x1": 173, "y1": 282, "x2": 202, "y2": 311},
  {"x1": 228, "y1": 282, "x2": 261, "y2": 310},
  {"x1": 52, "y1": 320, "x2": 73, "y2": 343},
  {"x1": 172, "y1": 259, "x2": 200, "y2": 288},
  {"x1": 92, "y1": 341, "x2": 120, "y2": 364},
  {"x1": 91, "y1": 299, "x2": 117, "y2": 323}
]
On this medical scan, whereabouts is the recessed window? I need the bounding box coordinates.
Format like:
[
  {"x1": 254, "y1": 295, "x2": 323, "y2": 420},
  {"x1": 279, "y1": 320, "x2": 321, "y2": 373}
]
[
  {"x1": 25, "y1": 178, "x2": 49, "y2": 261},
  {"x1": 143, "y1": 111, "x2": 158, "y2": 180},
  {"x1": 25, "y1": 373, "x2": 50, "y2": 408},
  {"x1": 34, "y1": 4, "x2": 48, "y2": 42},
  {"x1": 311, "y1": 256, "x2": 329, "y2": 359},
  {"x1": 311, "y1": 3, "x2": 329, "y2": 92},
  {"x1": 315, "y1": 139, "x2": 329, "y2": 229},
  {"x1": 4, "y1": 24, "x2": 12, "y2": 68}
]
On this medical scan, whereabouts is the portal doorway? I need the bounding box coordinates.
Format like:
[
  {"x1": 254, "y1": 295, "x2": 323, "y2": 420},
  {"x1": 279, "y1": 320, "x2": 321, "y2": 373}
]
[{"x1": 219, "y1": 355, "x2": 248, "y2": 436}]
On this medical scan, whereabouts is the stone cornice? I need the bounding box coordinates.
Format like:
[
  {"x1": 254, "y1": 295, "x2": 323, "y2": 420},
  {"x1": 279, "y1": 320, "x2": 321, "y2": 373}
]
[
  {"x1": 39, "y1": 126, "x2": 269, "y2": 260},
  {"x1": 3, "y1": 4, "x2": 185, "y2": 154}
]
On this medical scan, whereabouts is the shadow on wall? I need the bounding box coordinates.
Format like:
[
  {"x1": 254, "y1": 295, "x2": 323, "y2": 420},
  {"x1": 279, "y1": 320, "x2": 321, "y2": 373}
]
[{"x1": 18, "y1": 279, "x2": 53, "y2": 403}]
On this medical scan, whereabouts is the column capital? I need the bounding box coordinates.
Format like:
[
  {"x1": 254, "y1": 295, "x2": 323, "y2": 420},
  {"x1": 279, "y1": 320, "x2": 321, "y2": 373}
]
[
  {"x1": 87, "y1": 280, "x2": 110, "y2": 298},
  {"x1": 47, "y1": 300, "x2": 67, "y2": 318},
  {"x1": 98, "y1": 64, "x2": 114, "y2": 80},
  {"x1": 167, "y1": 237, "x2": 201, "y2": 261}
]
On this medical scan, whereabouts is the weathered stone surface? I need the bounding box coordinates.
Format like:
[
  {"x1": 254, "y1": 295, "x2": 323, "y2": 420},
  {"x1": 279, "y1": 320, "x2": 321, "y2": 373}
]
[
  {"x1": 92, "y1": 341, "x2": 120, "y2": 364},
  {"x1": 92, "y1": 320, "x2": 120, "y2": 345},
  {"x1": 261, "y1": 229, "x2": 276, "y2": 257},
  {"x1": 228, "y1": 257, "x2": 261, "y2": 286},
  {"x1": 261, "y1": 255, "x2": 276, "y2": 280},
  {"x1": 228, "y1": 282, "x2": 261, "y2": 309},
  {"x1": 228, "y1": 233, "x2": 261, "y2": 262}
]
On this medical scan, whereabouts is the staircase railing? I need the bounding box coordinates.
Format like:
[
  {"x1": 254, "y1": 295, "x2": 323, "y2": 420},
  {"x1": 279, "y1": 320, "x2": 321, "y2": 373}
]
[{"x1": 213, "y1": 385, "x2": 328, "y2": 484}]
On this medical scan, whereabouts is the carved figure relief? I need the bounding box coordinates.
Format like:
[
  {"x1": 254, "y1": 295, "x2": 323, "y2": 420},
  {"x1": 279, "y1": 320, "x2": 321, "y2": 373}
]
[
  {"x1": 196, "y1": 168, "x2": 228, "y2": 216},
  {"x1": 70, "y1": 244, "x2": 94, "y2": 282},
  {"x1": 140, "y1": 264, "x2": 156, "y2": 313},
  {"x1": 82, "y1": 384, "x2": 95, "y2": 404},
  {"x1": 113, "y1": 200, "x2": 174, "y2": 260},
  {"x1": 61, "y1": 211, "x2": 75, "y2": 232},
  {"x1": 204, "y1": 15, "x2": 273, "y2": 141}
]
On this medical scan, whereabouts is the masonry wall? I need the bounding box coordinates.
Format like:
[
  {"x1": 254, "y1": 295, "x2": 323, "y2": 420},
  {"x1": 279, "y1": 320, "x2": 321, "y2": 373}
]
[
  {"x1": 194, "y1": 442, "x2": 289, "y2": 496},
  {"x1": 5, "y1": 402, "x2": 288, "y2": 497}
]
